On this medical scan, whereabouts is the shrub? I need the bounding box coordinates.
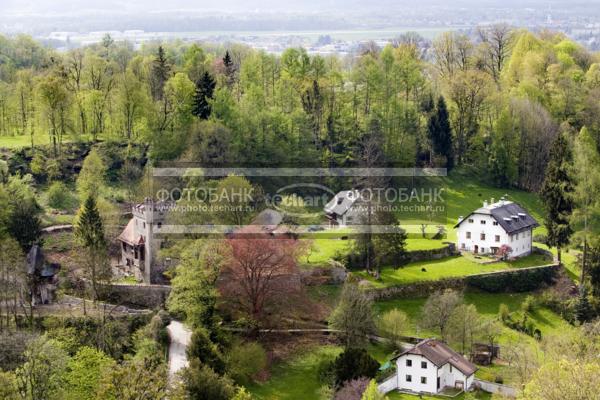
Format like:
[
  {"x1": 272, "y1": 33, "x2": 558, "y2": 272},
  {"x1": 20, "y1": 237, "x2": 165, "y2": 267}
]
[
  {"x1": 187, "y1": 329, "x2": 225, "y2": 374},
  {"x1": 494, "y1": 375, "x2": 504, "y2": 384},
  {"x1": 331, "y1": 348, "x2": 379, "y2": 387},
  {"x1": 179, "y1": 359, "x2": 235, "y2": 400},
  {"x1": 226, "y1": 341, "x2": 267, "y2": 384},
  {"x1": 47, "y1": 181, "x2": 72, "y2": 210}
]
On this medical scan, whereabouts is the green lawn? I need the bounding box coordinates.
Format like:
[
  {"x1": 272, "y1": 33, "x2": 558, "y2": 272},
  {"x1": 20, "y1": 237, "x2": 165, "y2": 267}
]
[
  {"x1": 375, "y1": 291, "x2": 572, "y2": 339},
  {"x1": 356, "y1": 253, "x2": 550, "y2": 288},
  {"x1": 387, "y1": 391, "x2": 492, "y2": 400},
  {"x1": 247, "y1": 345, "x2": 342, "y2": 400},
  {"x1": 406, "y1": 171, "x2": 546, "y2": 242},
  {"x1": 300, "y1": 236, "x2": 447, "y2": 268},
  {"x1": 0, "y1": 134, "x2": 48, "y2": 149}
]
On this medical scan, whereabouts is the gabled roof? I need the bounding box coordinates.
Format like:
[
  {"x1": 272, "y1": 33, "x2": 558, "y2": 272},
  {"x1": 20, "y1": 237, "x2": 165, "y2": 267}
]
[
  {"x1": 117, "y1": 218, "x2": 145, "y2": 246},
  {"x1": 455, "y1": 200, "x2": 539, "y2": 235},
  {"x1": 394, "y1": 339, "x2": 477, "y2": 376},
  {"x1": 324, "y1": 190, "x2": 360, "y2": 216}
]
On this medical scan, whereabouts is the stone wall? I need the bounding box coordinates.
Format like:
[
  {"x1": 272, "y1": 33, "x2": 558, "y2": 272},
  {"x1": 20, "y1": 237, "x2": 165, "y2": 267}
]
[{"x1": 99, "y1": 283, "x2": 171, "y2": 309}]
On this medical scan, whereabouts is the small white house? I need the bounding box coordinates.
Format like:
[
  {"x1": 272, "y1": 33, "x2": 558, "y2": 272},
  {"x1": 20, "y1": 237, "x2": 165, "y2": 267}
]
[
  {"x1": 393, "y1": 339, "x2": 477, "y2": 395},
  {"x1": 455, "y1": 198, "x2": 539, "y2": 258},
  {"x1": 324, "y1": 190, "x2": 363, "y2": 228}
]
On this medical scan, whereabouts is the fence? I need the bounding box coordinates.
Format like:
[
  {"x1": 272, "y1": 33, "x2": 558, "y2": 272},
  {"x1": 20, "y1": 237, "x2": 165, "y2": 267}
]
[{"x1": 474, "y1": 379, "x2": 518, "y2": 398}]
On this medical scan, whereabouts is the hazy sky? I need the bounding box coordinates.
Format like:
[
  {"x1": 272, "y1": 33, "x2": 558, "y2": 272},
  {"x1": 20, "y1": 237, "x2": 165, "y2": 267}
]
[{"x1": 3, "y1": 0, "x2": 597, "y2": 15}]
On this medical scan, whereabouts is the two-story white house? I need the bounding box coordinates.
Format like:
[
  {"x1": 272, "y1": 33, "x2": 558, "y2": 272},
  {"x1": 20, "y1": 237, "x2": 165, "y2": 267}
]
[
  {"x1": 324, "y1": 190, "x2": 363, "y2": 228},
  {"x1": 392, "y1": 339, "x2": 477, "y2": 395},
  {"x1": 455, "y1": 198, "x2": 539, "y2": 258}
]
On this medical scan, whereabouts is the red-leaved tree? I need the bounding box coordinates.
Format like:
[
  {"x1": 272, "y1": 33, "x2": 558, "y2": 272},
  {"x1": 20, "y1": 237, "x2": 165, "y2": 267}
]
[{"x1": 219, "y1": 228, "x2": 306, "y2": 325}]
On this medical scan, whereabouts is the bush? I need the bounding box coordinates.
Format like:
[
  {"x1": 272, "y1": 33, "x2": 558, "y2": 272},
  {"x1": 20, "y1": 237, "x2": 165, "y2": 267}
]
[
  {"x1": 226, "y1": 341, "x2": 267, "y2": 384},
  {"x1": 47, "y1": 181, "x2": 73, "y2": 210},
  {"x1": 494, "y1": 375, "x2": 504, "y2": 384},
  {"x1": 179, "y1": 359, "x2": 235, "y2": 400},
  {"x1": 331, "y1": 348, "x2": 379, "y2": 387},
  {"x1": 187, "y1": 329, "x2": 225, "y2": 374}
]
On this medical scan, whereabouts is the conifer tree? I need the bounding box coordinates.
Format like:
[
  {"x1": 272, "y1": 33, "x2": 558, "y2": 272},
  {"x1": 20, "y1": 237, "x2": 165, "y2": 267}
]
[
  {"x1": 150, "y1": 46, "x2": 170, "y2": 101},
  {"x1": 76, "y1": 196, "x2": 109, "y2": 302},
  {"x1": 192, "y1": 72, "x2": 216, "y2": 119},
  {"x1": 540, "y1": 133, "x2": 574, "y2": 264},
  {"x1": 428, "y1": 96, "x2": 454, "y2": 169},
  {"x1": 223, "y1": 50, "x2": 235, "y2": 86}
]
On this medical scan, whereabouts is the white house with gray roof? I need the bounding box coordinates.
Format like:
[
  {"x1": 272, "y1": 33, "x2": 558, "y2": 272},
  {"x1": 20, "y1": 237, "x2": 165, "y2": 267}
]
[
  {"x1": 391, "y1": 339, "x2": 477, "y2": 395},
  {"x1": 324, "y1": 190, "x2": 363, "y2": 228},
  {"x1": 455, "y1": 198, "x2": 539, "y2": 258}
]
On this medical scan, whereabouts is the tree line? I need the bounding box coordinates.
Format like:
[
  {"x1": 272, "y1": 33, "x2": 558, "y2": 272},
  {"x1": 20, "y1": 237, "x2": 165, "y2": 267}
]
[{"x1": 1, "y1": 27, "x2": 600, "y2": 191}]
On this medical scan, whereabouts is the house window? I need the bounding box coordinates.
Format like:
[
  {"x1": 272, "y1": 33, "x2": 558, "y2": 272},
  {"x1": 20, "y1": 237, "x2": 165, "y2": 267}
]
[
  {"x1": 468, "y1": 218, "x2": 474, "y2": 223},
  {"x1": 406, "y1": 375, "x2": 412, "y2": 382},
  {"x1": 421, "y1": 377, "x2": 427, "y2": 384},
  {"x1": 421, "y1": 361, "x2": 427, "y2": 369},
  {"x1": 450, "y1": 365, "x2": 453, "y2": 372},
  {"x1": 480, "y1": 233, "x2": 486, "y2": 240},
  {"x1": 480, "y1": 220, "x2": 486, "y2": 225},
  {"x1": 143, "y1": 222, "x2": 146, "y2": 229},
  {"x1": 510, "y1": 235, "x2": 514, "y2": 242},
  {"x1": 481, "y1": 247, "x2": 485, "y2": 253},
  {"x1": 406, "y1": 359, "x2": 412, "y2": 367},
  {"x1": 493, "y1": 221, "x2": 499, "y2": 226},
  {"x1": 461, "y1": 243, "x2": 465, "y2": 249},
  {"x1": 466, "y1": 232, "x2": 471, "y2": 239},
  {"x1": 495, "y1": 235, "x2": 500, "y2": 242},
  {"x1": 157, "y1": 222, "x2": 162, "y2": 229}
]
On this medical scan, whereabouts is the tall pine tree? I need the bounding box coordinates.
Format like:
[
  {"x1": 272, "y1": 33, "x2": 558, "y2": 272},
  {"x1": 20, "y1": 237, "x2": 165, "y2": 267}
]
[
  {"x1": 540, "y1": 133, "x2": 574, "y2": 264},
  {"x1": 428, "y1": 96, "x2": 454, "y2": 170},
  {"x1": 192, "y1": 72, "x2": 216, "y2": 120},
  {"x1": 76, "y1": 196, "x2": 109, "y2": 302},
  {"x1": 150, "y1": 46, "x2": 170, "y2": 101},
  {"x1": 222, "y1": 50, "x2": 235, "y2": 87}
]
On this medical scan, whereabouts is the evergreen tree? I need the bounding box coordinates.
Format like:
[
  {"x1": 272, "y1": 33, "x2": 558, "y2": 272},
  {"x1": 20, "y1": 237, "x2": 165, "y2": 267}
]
[
  {"x1": 223, "y1": 50, "x2": 235, "y2": 86},
  {"x1": 540, "y1": 133, "x2": 574, "y2": 264},
  {"x1": 192, "y1": 72, "x2": 216, "y2": 119},
  {"x1": 575, "y1": 287, "x2": 594, "y2": 323},
  {"x1": 428, "y1": 96, "x2": 454, "y2": 169},
  {"x1": 150, "y1": 46, "x2": 170, "y2": 101},
  {"x1": 75, "y1": 196, "x2": 109, "y2": 302},
  {"x1": 8, "y1": 201, "x2": 41, "y2": 252}
]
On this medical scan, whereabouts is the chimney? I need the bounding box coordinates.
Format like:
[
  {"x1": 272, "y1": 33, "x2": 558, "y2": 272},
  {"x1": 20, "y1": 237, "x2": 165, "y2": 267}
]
[
  {"x1": 483, "y1": 200, "x2": 488, "y2": 207},
  {"x1": 491, "y1": 197, "x2": 495, "y2": 205}
]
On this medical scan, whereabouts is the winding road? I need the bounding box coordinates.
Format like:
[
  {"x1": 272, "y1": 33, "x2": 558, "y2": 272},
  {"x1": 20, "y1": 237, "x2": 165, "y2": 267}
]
[{"x1": 166, "y1": 320, "x2": 193, "y2": 379}]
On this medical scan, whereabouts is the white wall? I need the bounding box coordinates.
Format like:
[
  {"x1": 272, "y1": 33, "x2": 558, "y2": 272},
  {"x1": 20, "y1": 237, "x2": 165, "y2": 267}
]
[
  {"x1": 396, "y1": 354, "x2": 438, "y2": 394},
  {"x1": 457, "y1": 213, "x2": 533, "y2": 258},
  {"x1": 438, "y1": 362, "x2": 468, "y2": 390}
]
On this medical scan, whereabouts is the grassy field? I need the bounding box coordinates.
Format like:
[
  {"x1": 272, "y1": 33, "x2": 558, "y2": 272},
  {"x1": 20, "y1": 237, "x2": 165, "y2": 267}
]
[
  {"x1": 387, "y1": 391, "x2": 492, "y2": 400},
  {"x1": 247, "y1": 345, "x2": 342, "y2": 400},
  {"x1": 374, "y1": 290, "x2": 573, "y2": 340},
  {"x1": 355, "y1": 253, "x2": 550, "y2": 288},
  {"x1": 418, "y1": 171, "x2": 546, "y2": 241},
  {"x1": 300, "y1": 236, "x2": 448, "y2": 268}
]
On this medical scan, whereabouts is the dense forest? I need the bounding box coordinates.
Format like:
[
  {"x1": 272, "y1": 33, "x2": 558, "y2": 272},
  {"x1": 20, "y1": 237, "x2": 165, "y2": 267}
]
[{"x1": 1, "y1": 26, "x2": 599, "y2": 191}]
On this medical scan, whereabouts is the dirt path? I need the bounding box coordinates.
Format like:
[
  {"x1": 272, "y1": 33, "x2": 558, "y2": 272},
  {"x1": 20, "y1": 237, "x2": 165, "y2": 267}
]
[{"x1": 167, "y1": 320, "x2": 192, "y2": 379}]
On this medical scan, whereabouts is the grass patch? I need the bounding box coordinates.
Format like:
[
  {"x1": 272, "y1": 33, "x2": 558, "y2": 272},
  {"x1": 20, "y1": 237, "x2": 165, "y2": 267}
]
[
  {"x1": 356, "y1": 254, "x2": 549, "y2": 288},
  {"x1": 247, "y1": 345, "x2": 342, "y2": 400},
  {"x1": 387, "y1": 391, "x2": 492, "y2": 400}
]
